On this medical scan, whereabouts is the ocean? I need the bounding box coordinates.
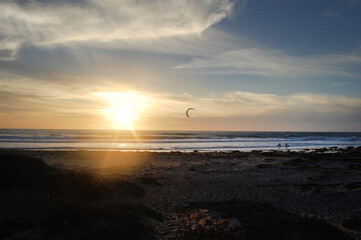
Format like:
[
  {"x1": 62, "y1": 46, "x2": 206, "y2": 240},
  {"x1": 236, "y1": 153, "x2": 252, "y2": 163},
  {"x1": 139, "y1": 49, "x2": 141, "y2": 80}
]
[{"x1": 0, "y1": 129, "x2": 360, "y2": 152}]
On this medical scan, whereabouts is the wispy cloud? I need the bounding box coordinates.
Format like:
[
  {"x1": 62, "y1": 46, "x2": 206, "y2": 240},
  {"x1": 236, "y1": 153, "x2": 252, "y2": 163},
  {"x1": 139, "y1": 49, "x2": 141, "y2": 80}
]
[
  {"x1": 0, "y1": 0, "x2": 233, "y2": 60},
  {"x1": 347, "y1": 0, "x2": 361, "y2": 5},
  {"x1": 323, "y1": 10, "x2": 341, "y2": 17},
  {"x1": 137, "y1": 91, "x2": 361, "y2": 131},
  {"x1": 1, "y1": 87, "x2": 360, "y2": 130},
  {"x1": 151, "y1": 91, "x2": 361, "y2": 117},
  {"x1": 175, "y1": 48, "x2": 361, "y2": 78}
]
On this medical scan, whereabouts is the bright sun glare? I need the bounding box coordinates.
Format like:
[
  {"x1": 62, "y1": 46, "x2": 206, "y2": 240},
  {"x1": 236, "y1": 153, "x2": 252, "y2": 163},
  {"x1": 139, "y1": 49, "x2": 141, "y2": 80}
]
[{"x1": 97, "y1": 92, "x2": 150, "y2": 130}]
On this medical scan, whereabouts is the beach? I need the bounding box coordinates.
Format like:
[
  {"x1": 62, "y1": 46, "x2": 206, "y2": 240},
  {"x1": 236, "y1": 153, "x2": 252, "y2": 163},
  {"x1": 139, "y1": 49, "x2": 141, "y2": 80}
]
[
  {"x1": 1, "y1": 148, "x2": 361, "y2": 239},
  {"x1": 2, "y1": 0, "x2": 361, "y2": 239}
]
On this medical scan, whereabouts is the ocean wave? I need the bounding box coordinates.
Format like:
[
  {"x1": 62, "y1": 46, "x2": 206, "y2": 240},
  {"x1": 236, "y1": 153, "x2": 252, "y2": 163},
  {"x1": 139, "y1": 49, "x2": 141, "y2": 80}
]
[{"x1": 1, "y1": 129, "x2": 360, "y2": 151}]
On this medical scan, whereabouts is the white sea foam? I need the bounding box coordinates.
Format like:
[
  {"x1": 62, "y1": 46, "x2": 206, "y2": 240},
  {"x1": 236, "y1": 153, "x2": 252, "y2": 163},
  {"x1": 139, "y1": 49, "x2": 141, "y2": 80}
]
[{"x1": 0, "y1": 129, "x2": 360, "y2": 152}]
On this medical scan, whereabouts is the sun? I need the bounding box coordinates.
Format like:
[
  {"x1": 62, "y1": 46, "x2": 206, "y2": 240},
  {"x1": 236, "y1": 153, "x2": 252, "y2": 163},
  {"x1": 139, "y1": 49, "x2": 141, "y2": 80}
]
[
  {"x1": 97, "y1": 92, "x2": 150, "y2": 130},
  {"x1": 111, "y1": 107, "x2": 136, "y2": 125}
]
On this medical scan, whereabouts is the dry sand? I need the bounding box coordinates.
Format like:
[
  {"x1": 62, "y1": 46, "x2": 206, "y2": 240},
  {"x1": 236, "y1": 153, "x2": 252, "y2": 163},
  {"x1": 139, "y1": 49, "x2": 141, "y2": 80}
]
[{"x1": 17, "y1": 148, "x2": 361, "y2": 239}]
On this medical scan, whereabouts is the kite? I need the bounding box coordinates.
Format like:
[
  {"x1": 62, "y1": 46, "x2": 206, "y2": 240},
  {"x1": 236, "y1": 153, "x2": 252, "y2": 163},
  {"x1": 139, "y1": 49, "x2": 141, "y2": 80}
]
[{"x1": 186, "y1": 108, "x2": 195, "y2": 118}]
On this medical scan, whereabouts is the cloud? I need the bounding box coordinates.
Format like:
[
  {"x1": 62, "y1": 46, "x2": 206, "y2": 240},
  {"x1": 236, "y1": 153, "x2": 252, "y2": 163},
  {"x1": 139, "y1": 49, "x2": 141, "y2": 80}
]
[
  {"x1": 155, "y1": 91, "x2": 361, "y2": 116},
  {"x1": 175, "y1": 48, "x2": 361, "y2": 78},
  {"x1": 1, "y1": 87, "x2": 360, "y2": 130},
  {"x1": 323, "y1": 10, "x2": 341, "y2": 17},
  {"x1": 136, "y1": 91, "x2": 361, "y2": 131},
  {"x1": 347, "y1": 0, "x2": 361, "y2": 5},
  {"x1": 0, "y1": 0, "x2": 233, "y2": 60},
  {"x1": 0, "y1": 88, "x2": 107, "y2": 129},
  {"x1": 330, "y1": 82, "x2": 350, "y2": 87}
]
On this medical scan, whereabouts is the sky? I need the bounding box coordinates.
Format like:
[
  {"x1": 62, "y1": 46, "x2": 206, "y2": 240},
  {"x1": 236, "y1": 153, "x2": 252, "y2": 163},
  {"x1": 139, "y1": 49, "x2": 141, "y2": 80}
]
[{"x1": 0, "y1": 0, "x2": 361, "y2": 131}]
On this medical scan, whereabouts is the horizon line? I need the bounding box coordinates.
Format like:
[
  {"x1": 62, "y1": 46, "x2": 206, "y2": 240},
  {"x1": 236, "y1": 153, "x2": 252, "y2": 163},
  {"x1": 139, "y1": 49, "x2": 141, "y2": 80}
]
[{"x1": 0, "y1": 128, "x2": 360, "y2": 133}]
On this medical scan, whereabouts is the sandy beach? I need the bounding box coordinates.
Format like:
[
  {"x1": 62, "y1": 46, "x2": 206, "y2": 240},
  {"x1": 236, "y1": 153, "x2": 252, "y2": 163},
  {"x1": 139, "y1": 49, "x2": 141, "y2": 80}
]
[
  {"x1": 1, "y1": 148, "x2": 361, "y2": 239},
  {"x1": 2, "y1": 0, "x2": 361, "y2": 239}
]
